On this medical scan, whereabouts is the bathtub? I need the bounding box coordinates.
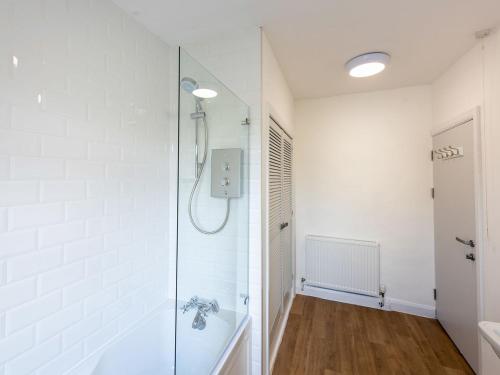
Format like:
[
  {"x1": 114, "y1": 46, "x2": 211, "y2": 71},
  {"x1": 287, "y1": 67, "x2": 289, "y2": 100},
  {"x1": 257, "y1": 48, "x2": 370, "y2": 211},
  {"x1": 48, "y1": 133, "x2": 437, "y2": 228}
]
[{"x1": 84, "y1": 302, "x2": 247, "y2": 375}]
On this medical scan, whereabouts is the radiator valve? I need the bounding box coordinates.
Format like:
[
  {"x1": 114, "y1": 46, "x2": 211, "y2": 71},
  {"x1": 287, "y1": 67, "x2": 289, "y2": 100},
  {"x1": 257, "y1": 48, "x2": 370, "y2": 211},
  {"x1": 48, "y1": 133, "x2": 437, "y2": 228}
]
[{"x1": 379, "y1": 285, "x2": 386, "y2": 308}]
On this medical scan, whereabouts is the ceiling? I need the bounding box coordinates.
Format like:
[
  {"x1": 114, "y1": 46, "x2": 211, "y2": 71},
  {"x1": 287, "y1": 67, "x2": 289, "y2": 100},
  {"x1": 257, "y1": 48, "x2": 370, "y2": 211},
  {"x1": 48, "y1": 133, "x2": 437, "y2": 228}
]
[{"x1": 112, "y1": 0, "x2": 500, "y2": 98}]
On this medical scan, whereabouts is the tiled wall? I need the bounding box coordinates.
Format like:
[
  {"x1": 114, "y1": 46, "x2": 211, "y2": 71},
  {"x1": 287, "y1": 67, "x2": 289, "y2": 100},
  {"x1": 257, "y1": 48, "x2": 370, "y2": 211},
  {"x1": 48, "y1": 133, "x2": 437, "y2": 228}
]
[
  {"x1": 176, "y1": 63, "x2": 250, "y2": 314},
  {"x1": 0, "y1": 1, "x2": 173, "y2": 374},
  {"x1": 183, "y1": 28, "x2": 263, "y2": 375}
]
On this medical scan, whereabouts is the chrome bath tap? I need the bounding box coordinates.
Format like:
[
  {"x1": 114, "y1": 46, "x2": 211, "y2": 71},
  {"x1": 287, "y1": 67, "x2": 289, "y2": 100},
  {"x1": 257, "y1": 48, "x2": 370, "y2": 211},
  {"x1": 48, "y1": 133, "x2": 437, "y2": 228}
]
[{"x1": 181, "y1": 296, "x2": 220, "y2": 330}]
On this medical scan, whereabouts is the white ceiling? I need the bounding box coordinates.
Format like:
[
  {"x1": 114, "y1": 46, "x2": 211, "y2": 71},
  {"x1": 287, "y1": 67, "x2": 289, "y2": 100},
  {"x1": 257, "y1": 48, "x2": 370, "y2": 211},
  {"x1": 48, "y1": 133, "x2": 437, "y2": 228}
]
[{"x1": 112, "y1": 0, "x2": 500, "y2": 98}]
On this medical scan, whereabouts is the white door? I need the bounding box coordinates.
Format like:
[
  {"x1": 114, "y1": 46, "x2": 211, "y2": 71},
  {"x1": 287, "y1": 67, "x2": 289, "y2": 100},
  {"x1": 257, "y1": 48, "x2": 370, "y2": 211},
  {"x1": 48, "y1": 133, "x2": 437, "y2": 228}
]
[
  {"x1": 433, "y1": 120, "x2": 478, "y2": 372},
  {"x1": 268, "y1": 122, "x2": 283, "y2": 330},
  {"x1": 268, "y1": 119, "x2": 294, "y2": 333},
  {"x1": 281, "y1": 133, "x2": 293, "y2": 305}
]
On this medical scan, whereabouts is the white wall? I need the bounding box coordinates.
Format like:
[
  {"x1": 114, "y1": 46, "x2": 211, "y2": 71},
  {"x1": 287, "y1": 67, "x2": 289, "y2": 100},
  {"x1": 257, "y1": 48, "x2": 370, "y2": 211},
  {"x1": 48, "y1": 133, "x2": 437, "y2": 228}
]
[
  {"x1": 482, "y1": 30, "x2": 500, "y2": 375},
  {"x1": 182, "y1": 28, "x2": 264, "y2": 375},
  {"x1": 432, "y1": 44, "x2": 484, "y2": 128},
  {"x1": 262, "y1": 32, "x2": 294, "y2": 134},
  {"x1": 294, "y1": 85, "x2": 436, "y2": 311},
  {"x1": 482, "y1": 31, "x2": 500, "y2": 375},
  {"x1": 0, "y1": 1, "x2": 173, "y2": 374},
  {"x1": 432, "y1": 32, "x2": 500, "y2": 375}
]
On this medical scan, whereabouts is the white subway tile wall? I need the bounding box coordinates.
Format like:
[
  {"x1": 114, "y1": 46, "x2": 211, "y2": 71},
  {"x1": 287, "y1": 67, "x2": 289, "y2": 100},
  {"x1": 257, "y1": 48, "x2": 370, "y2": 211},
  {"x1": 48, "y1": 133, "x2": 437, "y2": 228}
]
[
  {"x1": 176, "y1": 73, "x2": 250, "y2": 315},
  {"x1": 0, "y1": 1, "x2": 172, "y2": 374}
]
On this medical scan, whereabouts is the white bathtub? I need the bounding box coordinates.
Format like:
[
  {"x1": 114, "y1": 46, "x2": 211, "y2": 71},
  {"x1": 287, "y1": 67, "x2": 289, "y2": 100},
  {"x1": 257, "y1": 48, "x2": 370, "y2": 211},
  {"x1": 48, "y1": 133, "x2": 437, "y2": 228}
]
[{"x1": 86, "y1": 303, "x2": 246, "y2": 375}]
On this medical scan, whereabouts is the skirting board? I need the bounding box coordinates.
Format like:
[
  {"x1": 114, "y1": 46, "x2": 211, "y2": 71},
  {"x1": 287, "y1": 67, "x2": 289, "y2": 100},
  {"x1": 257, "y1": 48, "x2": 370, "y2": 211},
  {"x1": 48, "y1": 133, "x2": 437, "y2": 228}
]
[
  {"x1": 387, "y1": 297, "x2": 437, "y2": 319},
  {"x1": 269, "y1": 292, "x2": 294, "y2": 373},
  {"x1": 299, "y1": 285, "x2": 436, "y2": 319}
]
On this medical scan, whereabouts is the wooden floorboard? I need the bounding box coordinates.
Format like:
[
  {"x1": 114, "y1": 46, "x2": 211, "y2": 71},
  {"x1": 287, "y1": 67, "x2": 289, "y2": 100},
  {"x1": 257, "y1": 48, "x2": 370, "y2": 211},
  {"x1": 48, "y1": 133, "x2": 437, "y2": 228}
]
[{"x1": 273, "y1": 295, "x2": 475, "y2": 375}]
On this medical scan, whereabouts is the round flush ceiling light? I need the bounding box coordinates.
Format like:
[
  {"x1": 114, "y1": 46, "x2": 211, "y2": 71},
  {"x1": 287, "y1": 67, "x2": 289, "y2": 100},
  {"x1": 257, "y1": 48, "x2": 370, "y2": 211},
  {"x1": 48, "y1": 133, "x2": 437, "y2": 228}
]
[
  {"x1": 192, "y1": 88, "x2": 218, "y2": 99},
  {"x1": 346, "y1": 52, "x2": 391, "y2": 78}
]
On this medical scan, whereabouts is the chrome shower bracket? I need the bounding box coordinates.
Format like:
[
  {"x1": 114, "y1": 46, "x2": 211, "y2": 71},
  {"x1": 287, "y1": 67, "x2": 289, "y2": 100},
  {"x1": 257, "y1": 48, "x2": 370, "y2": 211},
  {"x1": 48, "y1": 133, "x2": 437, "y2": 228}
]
[{"x1": 190, "y1": 111, "x2": 206, "y2": 119}]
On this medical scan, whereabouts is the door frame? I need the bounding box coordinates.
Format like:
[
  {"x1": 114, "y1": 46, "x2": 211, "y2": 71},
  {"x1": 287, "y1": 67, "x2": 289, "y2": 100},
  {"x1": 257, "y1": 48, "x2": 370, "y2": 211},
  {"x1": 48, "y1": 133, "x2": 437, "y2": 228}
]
[
  {"x1": 262, "y1": 106, "x2": 295, "y2": 375},
  {"x1": 432, "y1": 106, "x2": 487, "y2": 372}
]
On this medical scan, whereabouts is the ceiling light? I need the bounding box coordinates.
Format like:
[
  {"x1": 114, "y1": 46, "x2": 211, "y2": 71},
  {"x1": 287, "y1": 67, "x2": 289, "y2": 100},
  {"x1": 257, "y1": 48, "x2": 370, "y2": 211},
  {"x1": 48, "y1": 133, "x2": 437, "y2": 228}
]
[
  {"x1": 192, "y1": 88, "x2": 218, "y2": 99},
  {"x1": 346, "y1": 52, "x2": 390, "y2": 78}
]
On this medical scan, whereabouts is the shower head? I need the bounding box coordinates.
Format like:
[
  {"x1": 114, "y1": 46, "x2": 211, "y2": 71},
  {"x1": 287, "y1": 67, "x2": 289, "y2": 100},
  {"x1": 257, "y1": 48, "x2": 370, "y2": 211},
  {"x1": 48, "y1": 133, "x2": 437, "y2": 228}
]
[{"x1": 180, "y1": 77, "x2": 199, "y2": 94}]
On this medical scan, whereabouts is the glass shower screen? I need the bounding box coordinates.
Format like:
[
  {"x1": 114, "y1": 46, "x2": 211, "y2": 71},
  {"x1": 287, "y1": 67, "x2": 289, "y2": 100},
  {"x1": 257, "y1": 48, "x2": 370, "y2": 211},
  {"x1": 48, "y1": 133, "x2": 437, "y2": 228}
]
[{"x1": 175, "y1": 48, "x2": 250, "y2": 374}]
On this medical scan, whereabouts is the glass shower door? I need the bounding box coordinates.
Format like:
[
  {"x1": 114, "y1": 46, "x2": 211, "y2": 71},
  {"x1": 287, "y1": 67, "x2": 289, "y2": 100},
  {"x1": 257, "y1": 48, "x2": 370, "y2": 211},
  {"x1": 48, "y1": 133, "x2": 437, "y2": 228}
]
[{"x1": 175, "y1": 48, "x2": 249, "y2": 374}]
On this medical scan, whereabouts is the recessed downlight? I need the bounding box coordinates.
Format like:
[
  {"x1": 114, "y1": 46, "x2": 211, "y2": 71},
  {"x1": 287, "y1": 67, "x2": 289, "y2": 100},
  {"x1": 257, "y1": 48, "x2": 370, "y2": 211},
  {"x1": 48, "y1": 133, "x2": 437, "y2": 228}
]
[
  {"x1": 192, "y1": 88, "x2": 218, "y2": 99},
  {"x1": 346, "y1": 52, "x2": 390, "y2": 78}
]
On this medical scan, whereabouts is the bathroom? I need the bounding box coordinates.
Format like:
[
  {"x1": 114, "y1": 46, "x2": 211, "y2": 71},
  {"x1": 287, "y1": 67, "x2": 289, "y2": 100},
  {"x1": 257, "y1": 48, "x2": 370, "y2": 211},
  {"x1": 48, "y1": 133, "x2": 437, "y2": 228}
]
[{"x1": 0, "y1": 0, "x2": 500, "y2": 374}]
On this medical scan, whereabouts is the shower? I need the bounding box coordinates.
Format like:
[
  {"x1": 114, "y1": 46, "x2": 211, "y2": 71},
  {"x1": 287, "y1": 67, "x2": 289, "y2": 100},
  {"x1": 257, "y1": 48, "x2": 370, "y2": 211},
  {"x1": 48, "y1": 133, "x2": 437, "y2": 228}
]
[
  {"x1": 181, "y1": 76, "x2": 231, "y2": 235},
  {"x1": 176, "y1": 50, "x2": 249, "y2": 374}
]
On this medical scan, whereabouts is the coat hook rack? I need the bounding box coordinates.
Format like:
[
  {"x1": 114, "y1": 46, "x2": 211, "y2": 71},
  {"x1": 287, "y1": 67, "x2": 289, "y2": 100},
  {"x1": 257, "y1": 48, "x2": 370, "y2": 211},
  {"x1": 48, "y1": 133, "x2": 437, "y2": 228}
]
[{"x1": 433, "y1": 145, "x2": 463, "y2": 160}]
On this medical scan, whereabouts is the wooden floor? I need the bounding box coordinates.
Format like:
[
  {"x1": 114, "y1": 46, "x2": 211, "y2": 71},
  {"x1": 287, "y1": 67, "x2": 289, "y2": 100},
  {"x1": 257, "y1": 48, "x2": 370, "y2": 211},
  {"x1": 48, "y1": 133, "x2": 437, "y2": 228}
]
[{"x1": 273, "y1": 295, "x2": 474, "y2": 375}]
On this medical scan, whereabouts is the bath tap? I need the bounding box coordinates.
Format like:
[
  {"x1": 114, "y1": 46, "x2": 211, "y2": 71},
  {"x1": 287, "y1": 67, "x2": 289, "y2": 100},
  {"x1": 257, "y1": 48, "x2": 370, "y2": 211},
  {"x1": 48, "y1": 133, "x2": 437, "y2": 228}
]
[
  {"x1": 181, "y1": 296, "x2": 200, "y2": 313},
  {"x1": 181, "y1": 296, "x2": 220, "y2": 330},
  {"x1": 192, "y1": 310, "x2": 207, "y2": 330}
]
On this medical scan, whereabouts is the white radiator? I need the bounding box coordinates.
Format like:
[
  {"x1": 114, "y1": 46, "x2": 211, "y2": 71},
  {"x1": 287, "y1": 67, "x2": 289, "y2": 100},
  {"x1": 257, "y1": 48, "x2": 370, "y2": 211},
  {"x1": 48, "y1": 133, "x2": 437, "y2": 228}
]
[{"x1": 304, "y1": 235, "x2": 380, "y2": 297}]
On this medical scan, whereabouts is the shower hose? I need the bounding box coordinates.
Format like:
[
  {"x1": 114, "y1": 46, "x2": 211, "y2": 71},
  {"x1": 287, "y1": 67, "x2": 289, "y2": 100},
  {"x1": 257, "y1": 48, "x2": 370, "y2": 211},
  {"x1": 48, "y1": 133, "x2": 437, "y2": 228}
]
[{"x1": 188, "y1": 114, "x2": 231, "y2": 235}]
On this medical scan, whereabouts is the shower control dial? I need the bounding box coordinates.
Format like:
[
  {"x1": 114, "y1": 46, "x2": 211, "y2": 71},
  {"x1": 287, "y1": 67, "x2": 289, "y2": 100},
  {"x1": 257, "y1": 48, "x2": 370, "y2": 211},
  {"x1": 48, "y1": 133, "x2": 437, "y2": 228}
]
[{"x1": 211, "y1": 149, "x2": 242, "y2": 198}]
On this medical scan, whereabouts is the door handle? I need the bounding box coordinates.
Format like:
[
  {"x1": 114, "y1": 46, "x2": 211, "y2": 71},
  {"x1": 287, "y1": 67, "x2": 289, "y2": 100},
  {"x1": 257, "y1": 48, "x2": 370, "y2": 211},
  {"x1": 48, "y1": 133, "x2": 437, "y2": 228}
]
[
  {"x1": 466, "y1": 253, "x2": 476, "y2": 262},
  {"x1": 456, "y1": 237, "x2": 475, "y2": 248},
  {"x1": 280, "y1": 222, "x2": 289, "y2": 230}
]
